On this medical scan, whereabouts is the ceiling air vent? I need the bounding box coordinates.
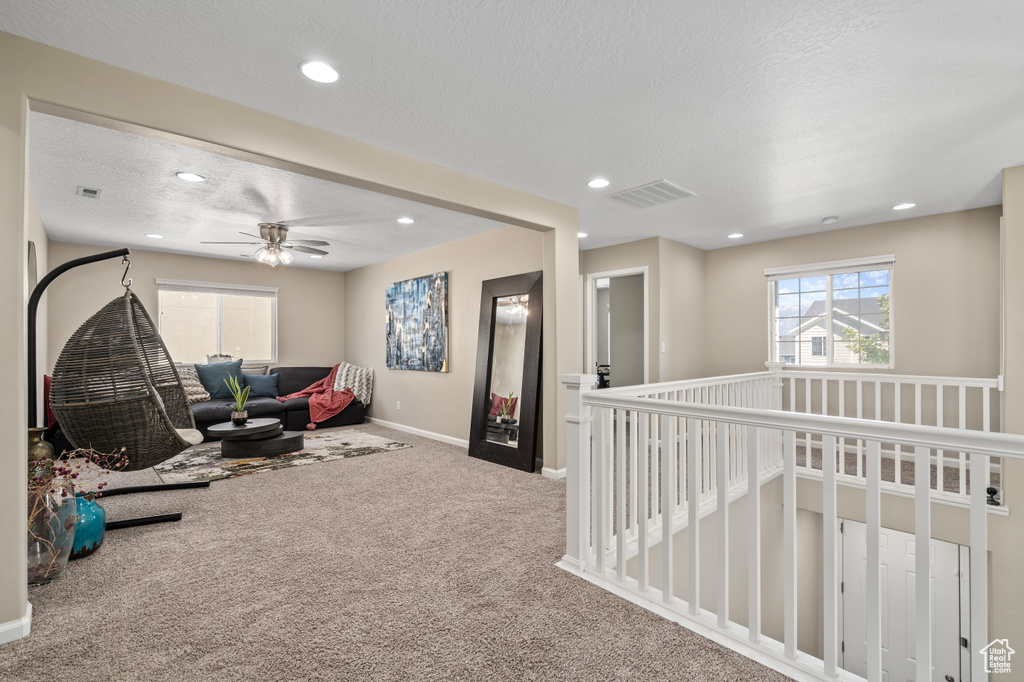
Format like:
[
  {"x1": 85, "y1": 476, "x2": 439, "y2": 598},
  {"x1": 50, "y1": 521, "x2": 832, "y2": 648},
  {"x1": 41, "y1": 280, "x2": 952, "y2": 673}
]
[
  {"x1": 606, "y1": 180, "x2": 695, "y2": 209},
  {"x1": 76, "y1": 186, "x2": 102, "y2": 199}
]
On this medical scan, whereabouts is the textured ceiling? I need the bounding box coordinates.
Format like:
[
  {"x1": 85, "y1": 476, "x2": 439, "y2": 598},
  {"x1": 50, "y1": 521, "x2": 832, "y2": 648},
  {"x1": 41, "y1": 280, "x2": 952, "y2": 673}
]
[
  {"x1": 5, "y1": 1, "x2": 1024, "y2": 251},
  {"x1": 28, "y1": 113, "x2": 505, "y2": 271}
]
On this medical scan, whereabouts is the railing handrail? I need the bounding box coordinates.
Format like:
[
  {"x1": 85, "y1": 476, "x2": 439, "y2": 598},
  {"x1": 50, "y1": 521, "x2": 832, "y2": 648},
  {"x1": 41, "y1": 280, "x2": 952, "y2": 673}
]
[
  {"x1": 596, "y1": 371, "x2": 773, "y2": 396},
  {"x1": 581, "y1": 392, "x2": 1024, "y2": 460},
  {"x1": 778, "y1": 368, "x2": 1000, "y2": 389}
]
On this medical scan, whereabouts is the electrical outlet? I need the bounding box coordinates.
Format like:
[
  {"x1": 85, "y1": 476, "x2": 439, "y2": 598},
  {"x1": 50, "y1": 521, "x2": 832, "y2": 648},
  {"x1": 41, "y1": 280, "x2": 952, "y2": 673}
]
[{"x1": 396, "y1": 400, "x2": 401, "y2": 410}]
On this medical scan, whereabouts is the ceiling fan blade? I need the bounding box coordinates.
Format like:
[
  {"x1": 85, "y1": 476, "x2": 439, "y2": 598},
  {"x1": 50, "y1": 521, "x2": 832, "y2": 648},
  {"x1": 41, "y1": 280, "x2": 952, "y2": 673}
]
[
  {"x1": 283, "y1": 239, "x2": 330, "y2": 247},
  {"x1": 239, "y1": 231, "x2": 263, "y2": 239},
  {"x1": 201, "y1": 241, "x2": 262, "y2": 245},
  {"x1": 278, "y1": 213, "x2": 359, "y2": 228},
  {"x1": 283, "y1": 244, "x2": 329, "y2": 256}
]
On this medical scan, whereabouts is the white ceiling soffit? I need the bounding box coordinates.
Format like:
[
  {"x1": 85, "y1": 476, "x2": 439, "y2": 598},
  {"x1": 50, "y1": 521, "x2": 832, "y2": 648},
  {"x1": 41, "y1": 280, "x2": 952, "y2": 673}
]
[
  {"x1": 27, "y1": 112, "x2": 507, "y2": 271},
  {"x1": 3, "y1": 1, "x2": 1023, "y2": 251}
]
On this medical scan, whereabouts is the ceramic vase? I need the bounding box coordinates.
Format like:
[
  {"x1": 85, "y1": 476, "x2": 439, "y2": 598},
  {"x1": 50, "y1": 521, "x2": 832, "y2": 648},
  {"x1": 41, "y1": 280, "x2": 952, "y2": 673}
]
[
  {"x1": 231, "y1": 410, "x2": 248, "y2": 426},
  {"x1": 70, "y1": 492, "x2": 106, "y2": 560},
  {"x1": 27, "y1": 487, "x2": 77, "y2": 585}
]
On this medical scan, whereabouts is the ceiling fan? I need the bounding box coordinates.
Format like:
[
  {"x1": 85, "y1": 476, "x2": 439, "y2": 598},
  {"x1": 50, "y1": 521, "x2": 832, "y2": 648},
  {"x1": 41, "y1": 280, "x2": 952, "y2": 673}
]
[{"x1": 201, "y1": 222, "x2": 330, "y2": 266}]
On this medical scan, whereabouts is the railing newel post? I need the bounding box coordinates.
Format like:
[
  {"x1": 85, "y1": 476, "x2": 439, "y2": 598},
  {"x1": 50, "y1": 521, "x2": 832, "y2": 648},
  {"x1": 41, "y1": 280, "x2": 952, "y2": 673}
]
[{"x1": 561, "y1": 374, "x2": 597, "y2": 572}]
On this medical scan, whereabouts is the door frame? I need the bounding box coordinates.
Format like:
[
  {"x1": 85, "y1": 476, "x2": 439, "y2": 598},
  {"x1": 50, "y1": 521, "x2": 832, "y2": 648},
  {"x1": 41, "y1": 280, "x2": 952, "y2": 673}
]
[{"x1": 584, "y1": 266, "x2": 650, "y2": 384}]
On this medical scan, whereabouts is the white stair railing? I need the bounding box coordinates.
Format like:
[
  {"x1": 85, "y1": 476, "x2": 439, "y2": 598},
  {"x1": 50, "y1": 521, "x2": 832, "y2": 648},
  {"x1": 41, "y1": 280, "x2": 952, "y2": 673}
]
[
  {"x1": 560, "y1": 374, "x2": 1024, "y2": 682},
  {"x1": 777, "y1": 368, "x2": 1002, "y2": 502}
]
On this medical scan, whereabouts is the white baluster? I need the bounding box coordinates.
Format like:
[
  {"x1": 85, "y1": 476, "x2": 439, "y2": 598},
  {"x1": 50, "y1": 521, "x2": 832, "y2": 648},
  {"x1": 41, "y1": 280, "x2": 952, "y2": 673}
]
[
  {"x1": 866, "y1": 440, "x2": 882, "y2": 682},
  {"x1": 717, "y1": 420, "x2": 730, "y2": 628},
  {"x1": 747, "y1": 425, "x2": 761, "y2": 643},
  {"x1": 638, "y1": 411, "x2": 649, "y2": 592},
  {"x1": 895, "y1": 382, "x2": 902, "y2": 485},
  {"x1": 616, "y1": 409, "x2": 626, "y2": 582},
  {"x1": 959, "y1": 385, "x2": 967, "y2": 495},
  {"x1": 630, "y1": 410, "x2": 638, "y2": 536},
  {"x1": 937, "y1": 385, "x2": 945, "y2": 492},
  {"x1": 969, "y1": 451, "x2": 989, "y2": 681},
  {"x1": 915, "y1": 445, "x2": 932, "y2": 682},
  {"x1": 661, "y1": 413, "x2": 676, "y2": 604},
  {"x1": 823, "y1": 434, "x2": 839, "y2": 677},
  {"x1": 687, "y1": 417, "x2": 700, "y2": 616},
  {"x1": 784, "y1": 429, "x2": 797, "y2": 659},
  {"x1": 594, "y1": 407, "x2": 607, "y2": 573}
]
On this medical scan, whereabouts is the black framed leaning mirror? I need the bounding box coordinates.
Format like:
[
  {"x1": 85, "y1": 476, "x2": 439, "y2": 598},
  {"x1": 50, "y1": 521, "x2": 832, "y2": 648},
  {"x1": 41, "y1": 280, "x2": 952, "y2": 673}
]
[{"x1": 469, "y1": 271, "x2": 542, "y2": 472}]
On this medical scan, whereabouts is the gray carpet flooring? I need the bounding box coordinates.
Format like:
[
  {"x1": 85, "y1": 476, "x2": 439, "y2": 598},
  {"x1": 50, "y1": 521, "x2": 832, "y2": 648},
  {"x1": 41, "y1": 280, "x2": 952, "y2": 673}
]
[{"x1": 1, "y1": 424, "x2": 788, "y2": 682}]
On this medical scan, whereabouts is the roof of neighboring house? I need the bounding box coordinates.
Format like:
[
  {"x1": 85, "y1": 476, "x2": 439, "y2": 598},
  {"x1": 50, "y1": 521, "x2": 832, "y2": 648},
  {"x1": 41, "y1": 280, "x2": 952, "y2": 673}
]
[{"x1": 780, "y1": 296, "x2": 887, "y2": 340}]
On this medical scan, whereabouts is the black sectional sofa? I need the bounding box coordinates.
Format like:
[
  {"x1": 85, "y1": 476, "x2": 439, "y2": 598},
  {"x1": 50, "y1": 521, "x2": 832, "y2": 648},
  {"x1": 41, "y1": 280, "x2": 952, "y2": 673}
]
[{"x1": 191, "y1": 366, "x2": 367, "y2": 441}]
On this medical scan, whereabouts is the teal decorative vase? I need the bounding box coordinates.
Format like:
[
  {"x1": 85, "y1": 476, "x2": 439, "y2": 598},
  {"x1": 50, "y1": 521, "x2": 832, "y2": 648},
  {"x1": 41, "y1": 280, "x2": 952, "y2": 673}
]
[
  {"x1": 70, "y1": 492, "x2": 106, "y2": 560},
  {"x1": 27, "y1": 487, "x2": 77, "y2": 585}
]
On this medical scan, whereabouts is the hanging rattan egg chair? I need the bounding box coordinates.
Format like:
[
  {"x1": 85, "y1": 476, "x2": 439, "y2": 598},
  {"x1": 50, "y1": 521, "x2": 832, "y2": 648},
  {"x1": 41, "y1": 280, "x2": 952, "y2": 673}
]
[{"x1": 50, "y1": 289, "x2": 201, "y2": 471}]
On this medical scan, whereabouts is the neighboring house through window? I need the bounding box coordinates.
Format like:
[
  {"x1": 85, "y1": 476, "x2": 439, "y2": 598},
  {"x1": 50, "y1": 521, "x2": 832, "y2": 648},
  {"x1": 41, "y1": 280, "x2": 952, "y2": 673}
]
[
  {"x1": 765, "y1": 255, "x2": 893, "y2": 368},
  {"x1": 156, "y1": 279, "x2": 278, "y2": 364}
]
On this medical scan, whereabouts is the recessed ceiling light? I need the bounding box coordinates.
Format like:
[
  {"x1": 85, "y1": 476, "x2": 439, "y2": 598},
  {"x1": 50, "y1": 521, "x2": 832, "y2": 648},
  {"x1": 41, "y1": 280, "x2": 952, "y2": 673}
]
[
  {"x1": 397, "y1": 217, "x2": 415, "y2": 224},
  {"x1": 822, "y1": 216, "x2": 839, "y2": 225},
  {"x1": 728, "y1": 233, "x2": 743, "y2": 239},
  {"x1": 175, "y1": 172, "x2": 205, "y2": 182},
  {"x1": 578, "y1": 232, "x2": 588, "y2": 238},
  {"x1": 587, "y1": 178, "x2": 610, "y2": 189},
  {"x1": 893, "y1": 202, "x2": 916, "y2": 210},
  {"x1": 300, "y1": 61, "x2": 339, "y2": 84},
  {"x1": 145, "y1": 234, "x2": 164, "y2": 239},
  {"x1": 310, "y1": 254, "x2": 324, "y2": 259}
]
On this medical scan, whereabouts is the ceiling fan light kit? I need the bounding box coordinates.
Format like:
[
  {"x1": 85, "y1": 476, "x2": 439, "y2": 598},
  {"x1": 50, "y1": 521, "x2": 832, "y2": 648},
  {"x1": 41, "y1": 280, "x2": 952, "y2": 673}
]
[{"x1": 201, "y1": 222, "x2": 329, "y2": 267}]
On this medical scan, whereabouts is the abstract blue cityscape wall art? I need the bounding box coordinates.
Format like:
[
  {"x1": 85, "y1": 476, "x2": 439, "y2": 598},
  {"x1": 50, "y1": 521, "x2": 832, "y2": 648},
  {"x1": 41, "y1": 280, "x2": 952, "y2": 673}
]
[{"x1": 385, "y1": 272, "x2": 449, "y2": 372}]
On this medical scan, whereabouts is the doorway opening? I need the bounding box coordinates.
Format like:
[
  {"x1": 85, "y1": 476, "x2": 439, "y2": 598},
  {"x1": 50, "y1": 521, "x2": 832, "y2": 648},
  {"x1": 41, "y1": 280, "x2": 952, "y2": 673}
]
[{"x1": 585, "y1": 267, "x2": 649, "y2": 388}]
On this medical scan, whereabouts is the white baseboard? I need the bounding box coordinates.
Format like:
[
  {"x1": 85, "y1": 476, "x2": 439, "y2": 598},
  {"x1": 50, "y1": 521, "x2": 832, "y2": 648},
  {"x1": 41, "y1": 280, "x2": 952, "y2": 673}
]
[
  {"x1": 0, "y1": 603, "x2": 31, "y2": 646},
  {"x1": 542, "y1": 467, "x2": 566, "y2": 480},
  {"x1": 367, "y1": 418, "x2": 469, "y2": 450}
]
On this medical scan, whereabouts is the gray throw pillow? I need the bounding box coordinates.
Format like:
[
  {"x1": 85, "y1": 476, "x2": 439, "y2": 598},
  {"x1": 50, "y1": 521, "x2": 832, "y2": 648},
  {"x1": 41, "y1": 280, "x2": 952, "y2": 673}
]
[
  {"x1": 241, "y1": 365, "x2": 269, "y2": 376},
  {"x1": 177, "y1": 366, "x2": 211, "y2": 404}
]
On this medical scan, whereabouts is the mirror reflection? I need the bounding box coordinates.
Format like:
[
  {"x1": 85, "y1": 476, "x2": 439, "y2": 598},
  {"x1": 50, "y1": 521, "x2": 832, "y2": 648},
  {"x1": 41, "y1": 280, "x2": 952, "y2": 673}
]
[{"x1": 485, "y1": 294, "x2": 529, "y2": 446}]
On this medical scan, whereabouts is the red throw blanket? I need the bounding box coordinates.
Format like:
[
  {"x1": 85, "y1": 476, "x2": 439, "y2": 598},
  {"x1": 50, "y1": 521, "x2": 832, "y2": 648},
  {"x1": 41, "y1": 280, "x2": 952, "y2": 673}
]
[{"x1": 276, "y1": 364, "x2": 355, "y2": 430}]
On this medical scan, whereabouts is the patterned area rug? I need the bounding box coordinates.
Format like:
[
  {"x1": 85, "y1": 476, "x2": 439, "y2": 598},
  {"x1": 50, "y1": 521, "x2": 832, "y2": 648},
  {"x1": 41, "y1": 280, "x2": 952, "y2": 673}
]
[{"x1": 154, "y1": 429, "x2": 410, "y2": 484}]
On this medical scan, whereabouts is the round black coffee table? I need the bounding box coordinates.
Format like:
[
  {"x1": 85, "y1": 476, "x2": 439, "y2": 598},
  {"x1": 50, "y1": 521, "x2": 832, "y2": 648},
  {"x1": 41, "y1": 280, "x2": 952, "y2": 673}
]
[{"x1": 207, "y1": 418, "x2": 304, "y2": 458}]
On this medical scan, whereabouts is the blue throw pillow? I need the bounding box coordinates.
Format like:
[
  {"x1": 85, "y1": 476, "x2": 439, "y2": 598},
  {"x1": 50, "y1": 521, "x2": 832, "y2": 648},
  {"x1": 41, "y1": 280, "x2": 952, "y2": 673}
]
[
  {"x1": 244, "y1": 373, "x2": 279, "y2": 399},
  {"x1": 195, "y1": 360, "x2": 244, "y2": 400}
]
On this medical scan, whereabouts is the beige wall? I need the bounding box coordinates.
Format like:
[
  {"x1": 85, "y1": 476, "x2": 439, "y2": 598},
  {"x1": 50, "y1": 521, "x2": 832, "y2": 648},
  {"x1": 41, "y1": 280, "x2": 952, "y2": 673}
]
[
  {"x1": 997, "y1": 165, "x2": 1024, "y2": 656},
  {"x1": 659, "y1": 237, "x2": 706, "y2": 380},
  {"x1": 580, "y1": 236, "x2": 708, "y2": 383},
  {"x1": 704, "y1": 206, "x2": 1002, "y2": 378},
  {"x1": 45, "y1": 242, "x2": 346, "y2": 372},
  {"x1": 343, "y1": 225, "x2": 543, "y2": 442},
  {"x1": 0, "y1": 31, "x2": 578, "y2": 631}
]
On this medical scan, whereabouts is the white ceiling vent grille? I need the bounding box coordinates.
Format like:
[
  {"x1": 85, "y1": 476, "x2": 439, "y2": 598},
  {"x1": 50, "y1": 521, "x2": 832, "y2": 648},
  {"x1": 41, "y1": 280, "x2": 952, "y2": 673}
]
[
  {"x1": 606, "y1": 180, "x2": 695, "y2": 208},
  {"x1": 76, "y1": 186, "x2": 102, "y2": 199}
]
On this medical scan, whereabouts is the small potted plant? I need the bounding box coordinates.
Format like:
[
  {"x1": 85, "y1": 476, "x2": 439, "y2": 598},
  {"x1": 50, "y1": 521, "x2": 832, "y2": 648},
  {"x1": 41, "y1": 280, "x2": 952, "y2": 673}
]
[
  {"x1": 225, "y1": 375, "x2": 250, "y2": 426},
  {"x1": 499, "y1": 391, "x2": 517, "y2": 423}
]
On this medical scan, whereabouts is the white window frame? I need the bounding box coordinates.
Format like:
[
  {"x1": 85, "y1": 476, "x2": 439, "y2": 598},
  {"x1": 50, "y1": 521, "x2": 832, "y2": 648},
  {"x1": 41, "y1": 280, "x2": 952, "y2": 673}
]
[
  {"x1": 764, "y1": 255, "x2": 895, "y2": 369},
  {"x1": 155, "y1": 278, "x2": 279, "y2": 364}
]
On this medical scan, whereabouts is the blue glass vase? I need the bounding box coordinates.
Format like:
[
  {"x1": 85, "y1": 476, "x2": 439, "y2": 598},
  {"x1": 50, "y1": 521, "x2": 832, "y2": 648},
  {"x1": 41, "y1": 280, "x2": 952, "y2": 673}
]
[{"x1": 70, "y1": 492, "x2": 106, "y2": 560}]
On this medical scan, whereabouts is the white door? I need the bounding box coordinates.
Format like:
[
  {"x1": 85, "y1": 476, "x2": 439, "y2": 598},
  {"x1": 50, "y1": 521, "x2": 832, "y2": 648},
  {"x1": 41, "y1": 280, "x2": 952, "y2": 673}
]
[{"x1": 841, "y1": 519, "x2": 966, "y2": 682}]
